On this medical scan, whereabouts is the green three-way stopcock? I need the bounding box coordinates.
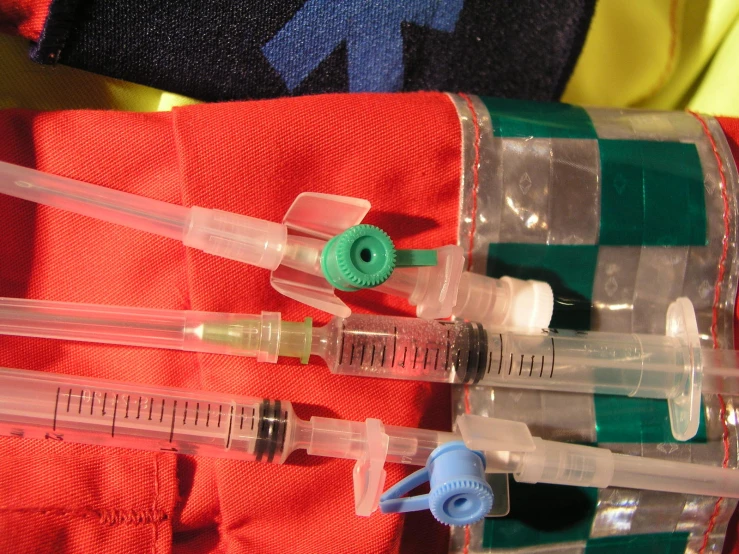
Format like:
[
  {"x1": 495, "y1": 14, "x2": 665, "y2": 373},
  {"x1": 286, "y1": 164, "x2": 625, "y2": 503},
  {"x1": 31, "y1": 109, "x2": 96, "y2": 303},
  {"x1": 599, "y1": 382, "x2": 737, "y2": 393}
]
[{"x1": 320, "y1": 224, "x2": 438, "y2": 292}]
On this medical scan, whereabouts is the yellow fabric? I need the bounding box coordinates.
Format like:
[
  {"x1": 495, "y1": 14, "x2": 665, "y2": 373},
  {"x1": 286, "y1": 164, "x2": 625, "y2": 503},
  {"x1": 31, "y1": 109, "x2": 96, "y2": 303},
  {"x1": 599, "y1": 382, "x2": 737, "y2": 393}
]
[
  {"x1": 0, "y1": 32, "x2": 199, "y2": 111},
  {"x1": 687, "y1": 12, "x2": 739, "y2": 116},
  {"x1": 562, "y1": 0, "x2": 739, "y2": 116}
]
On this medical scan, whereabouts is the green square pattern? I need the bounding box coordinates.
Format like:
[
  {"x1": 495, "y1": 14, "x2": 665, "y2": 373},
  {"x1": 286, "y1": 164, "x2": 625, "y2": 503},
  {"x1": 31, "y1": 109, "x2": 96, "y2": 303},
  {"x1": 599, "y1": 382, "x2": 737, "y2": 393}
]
[
  {"x1": 599, "y1": 140, "x2": 706, "y2": 246},
  {"x1": 487, "y1": 243, "x2": 598, "y2": 330},
  {"x1": 584, "y1": 533, "x2": 689, "y2": 554},
  {"x1": 594, "y1": 395, "x2": 707, "y2": 444},
  {"x1": 481, "y1": 97, "x2": 597, "y2": 139}
]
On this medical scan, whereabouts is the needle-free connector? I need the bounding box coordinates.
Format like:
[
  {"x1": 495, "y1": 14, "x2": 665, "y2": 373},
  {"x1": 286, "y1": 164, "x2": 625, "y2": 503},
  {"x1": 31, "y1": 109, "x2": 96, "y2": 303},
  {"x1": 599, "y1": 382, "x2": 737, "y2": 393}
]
[
  {"x1": 321, "y1": 224, "x2": 397, "y2": 291},
  {"x1": 379, "y1": 441, "x2": 493, "y2": 526},
  {"x1": 321, "y1": 224, "x2": 438, "y2": 292}
]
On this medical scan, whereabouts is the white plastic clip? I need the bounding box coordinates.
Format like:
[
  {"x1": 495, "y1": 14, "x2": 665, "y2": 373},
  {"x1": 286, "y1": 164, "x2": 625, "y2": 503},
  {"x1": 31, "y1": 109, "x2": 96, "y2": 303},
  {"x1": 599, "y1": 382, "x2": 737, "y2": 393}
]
[
  {"x1": 457, "y1": 414, "x2": 536, "y2": 453},
  {"x1": 353, "y1": 418, "x2": 389, "y2": 517}
]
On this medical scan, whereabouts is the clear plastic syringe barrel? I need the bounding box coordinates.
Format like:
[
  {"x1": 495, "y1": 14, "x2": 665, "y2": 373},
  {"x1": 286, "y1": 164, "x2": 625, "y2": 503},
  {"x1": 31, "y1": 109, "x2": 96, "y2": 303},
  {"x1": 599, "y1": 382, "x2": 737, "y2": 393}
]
[
  {"x1": 0, "y1": 367, "x2": 293, "y2": 463},
  {"x1": 0, "y1": 160, "x2": 190, "y2": 240},
  {"x1": 313, "y1": 315, "x2": 497, "y2": 384},
  {"x1": 0, "y1": 297, "x2": 312, "y2": 363},
  {"x1": 0, "y1": 366, "x2": 455, "y2": 469},
  {"x1": 314, "y1": 315, "x2": 689, "y2": 398}
]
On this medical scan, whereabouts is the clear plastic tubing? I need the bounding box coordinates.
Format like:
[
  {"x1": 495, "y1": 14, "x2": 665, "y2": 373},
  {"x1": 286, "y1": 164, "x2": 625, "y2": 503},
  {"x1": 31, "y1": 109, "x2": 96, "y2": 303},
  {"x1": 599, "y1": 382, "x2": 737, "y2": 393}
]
[
  {"x1": 1, "y1": 296, "x2": 736, "y2": 397},
  {"x1": 0, "y1": 160, "x2": 191, "y2": 240},
  {"x1": 1, "y1": 366, "x2": 737, "y2": 500},
  {"x1": 0, "y1": 160, "x2": 288, "y2": 270}
]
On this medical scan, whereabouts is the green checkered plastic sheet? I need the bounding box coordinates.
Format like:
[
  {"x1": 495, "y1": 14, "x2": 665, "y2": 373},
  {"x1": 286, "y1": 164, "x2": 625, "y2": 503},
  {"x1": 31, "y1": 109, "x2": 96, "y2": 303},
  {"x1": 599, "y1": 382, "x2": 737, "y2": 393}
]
[{"x1": 447, "y1": 95, "x2": 739, "y2": 554}]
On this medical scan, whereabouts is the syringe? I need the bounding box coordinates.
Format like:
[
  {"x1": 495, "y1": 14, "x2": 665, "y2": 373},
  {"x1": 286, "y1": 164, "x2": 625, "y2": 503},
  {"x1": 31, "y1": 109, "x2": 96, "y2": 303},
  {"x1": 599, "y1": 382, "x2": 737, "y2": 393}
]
[
  {"x1": 2, "y1": 365, "x2": 738, "y2": 527},
  {"x1": 0, "y1": 161, "x2": 553, "y2": 328},
  {"x1": 0, "y1": 296, "x2": 731, "y2": 440}
]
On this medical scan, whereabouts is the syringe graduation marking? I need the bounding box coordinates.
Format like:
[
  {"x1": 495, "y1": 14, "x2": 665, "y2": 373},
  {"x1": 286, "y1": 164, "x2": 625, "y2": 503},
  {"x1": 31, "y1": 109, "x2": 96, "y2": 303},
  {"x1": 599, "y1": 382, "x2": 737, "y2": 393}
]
[
  {"x1": 392, "y1": 327, "x2": 397, "y2": 367},
  {"x1": 78, "y1": 390, "x2": 83, "y2": 414},
  {"x1": 497, "y1": 334, "x2": 503, "y2": 374},
  {"x1": 550, "y1": 338, "x2": 555, "y2": 378},
  {"x1": 125, "y1": 395, "x2": 130, "y2": 418},
  {"x1": 136, "y1": 397, "x2": 141, "y2": 419},
  {"x1": 169, "y1": 401, "x2": 177, "y2": 442},
  {"x1": 66, "y1": 389, "x2": 72, "y2": 412},
  {"x1": 53, "y1": 387, "x2": 60, "y2": 431},
  {"x1": 225, "y1": 405, "x2": 234, "y2": 449},
  {"x1": 183, "y1": 402, "x2": 188, "y2": 425},
  {"x1": 111, "y1": 394, "x2": 119, "y2": 437}
]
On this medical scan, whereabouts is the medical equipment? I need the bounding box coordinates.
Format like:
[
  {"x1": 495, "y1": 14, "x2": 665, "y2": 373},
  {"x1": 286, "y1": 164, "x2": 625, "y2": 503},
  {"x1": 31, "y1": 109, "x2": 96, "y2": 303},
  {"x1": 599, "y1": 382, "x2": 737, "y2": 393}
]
[
  {"x1": 0, "y1": 296, "x2": 732, "y2": 440},
  {"x1": 1, "y1": 365, "x2": 737, "y2": 526},
  {"x1": 0, "y1": 161, "x2": 553, "y2": 328}
]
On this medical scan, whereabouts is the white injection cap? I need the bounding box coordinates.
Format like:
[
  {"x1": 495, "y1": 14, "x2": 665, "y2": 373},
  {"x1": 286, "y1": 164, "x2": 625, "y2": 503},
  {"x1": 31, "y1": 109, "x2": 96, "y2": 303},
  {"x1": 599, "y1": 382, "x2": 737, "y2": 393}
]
[
  {"x1": 499, "y1": 276, "x2": 554, "y2": 329},
  {"x1": 452, "y1": 273, "x2": 554, "y2": 328}
]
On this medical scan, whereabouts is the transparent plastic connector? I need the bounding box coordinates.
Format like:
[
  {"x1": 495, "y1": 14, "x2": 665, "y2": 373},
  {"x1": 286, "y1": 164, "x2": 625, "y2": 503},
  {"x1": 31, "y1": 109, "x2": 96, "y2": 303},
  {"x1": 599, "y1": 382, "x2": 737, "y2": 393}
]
[
  {"x1": 0, "y1": 297, "x2": 313, "y2": 363},
  {"x1": 515, "y1": 438, "x2": 615, "y2": 489},
  {"x1": 183, "y1": 207, "x2": 287, "y2": 270}
]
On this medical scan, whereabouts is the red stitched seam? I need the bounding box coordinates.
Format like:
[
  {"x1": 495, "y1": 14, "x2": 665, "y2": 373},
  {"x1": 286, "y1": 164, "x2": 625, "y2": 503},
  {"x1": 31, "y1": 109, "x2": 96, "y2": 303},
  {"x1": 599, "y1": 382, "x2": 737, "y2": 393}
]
[
  {"x1": 458, "y1": 93, "x2": 481, "y2": 553},
  {"x1": 459, "y1": 93, "x2": 481, "y2": 272},
  {"x1": 690, "y1": 111, "x2": 732, "y2": 554},
  {"x1": 690, "y1": 112, "x2": 731, "y2": 347},
  {"x1": 0, "y1": 506, "x2": 169, "y2": 525}
]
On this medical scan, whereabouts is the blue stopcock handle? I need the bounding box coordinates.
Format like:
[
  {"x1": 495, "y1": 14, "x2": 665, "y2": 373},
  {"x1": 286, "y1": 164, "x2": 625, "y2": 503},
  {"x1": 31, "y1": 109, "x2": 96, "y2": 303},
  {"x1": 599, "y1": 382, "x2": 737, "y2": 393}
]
[{"x1": 379, "y1": 441, "x2": 493, "y2": 526}]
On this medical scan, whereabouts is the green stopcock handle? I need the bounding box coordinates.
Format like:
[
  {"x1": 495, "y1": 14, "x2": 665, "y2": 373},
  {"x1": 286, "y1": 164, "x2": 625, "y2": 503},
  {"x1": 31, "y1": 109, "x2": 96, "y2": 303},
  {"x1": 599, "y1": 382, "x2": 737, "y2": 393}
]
[{"x1": 320, "y1": 224, "x2": 438, "y2": 292}]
